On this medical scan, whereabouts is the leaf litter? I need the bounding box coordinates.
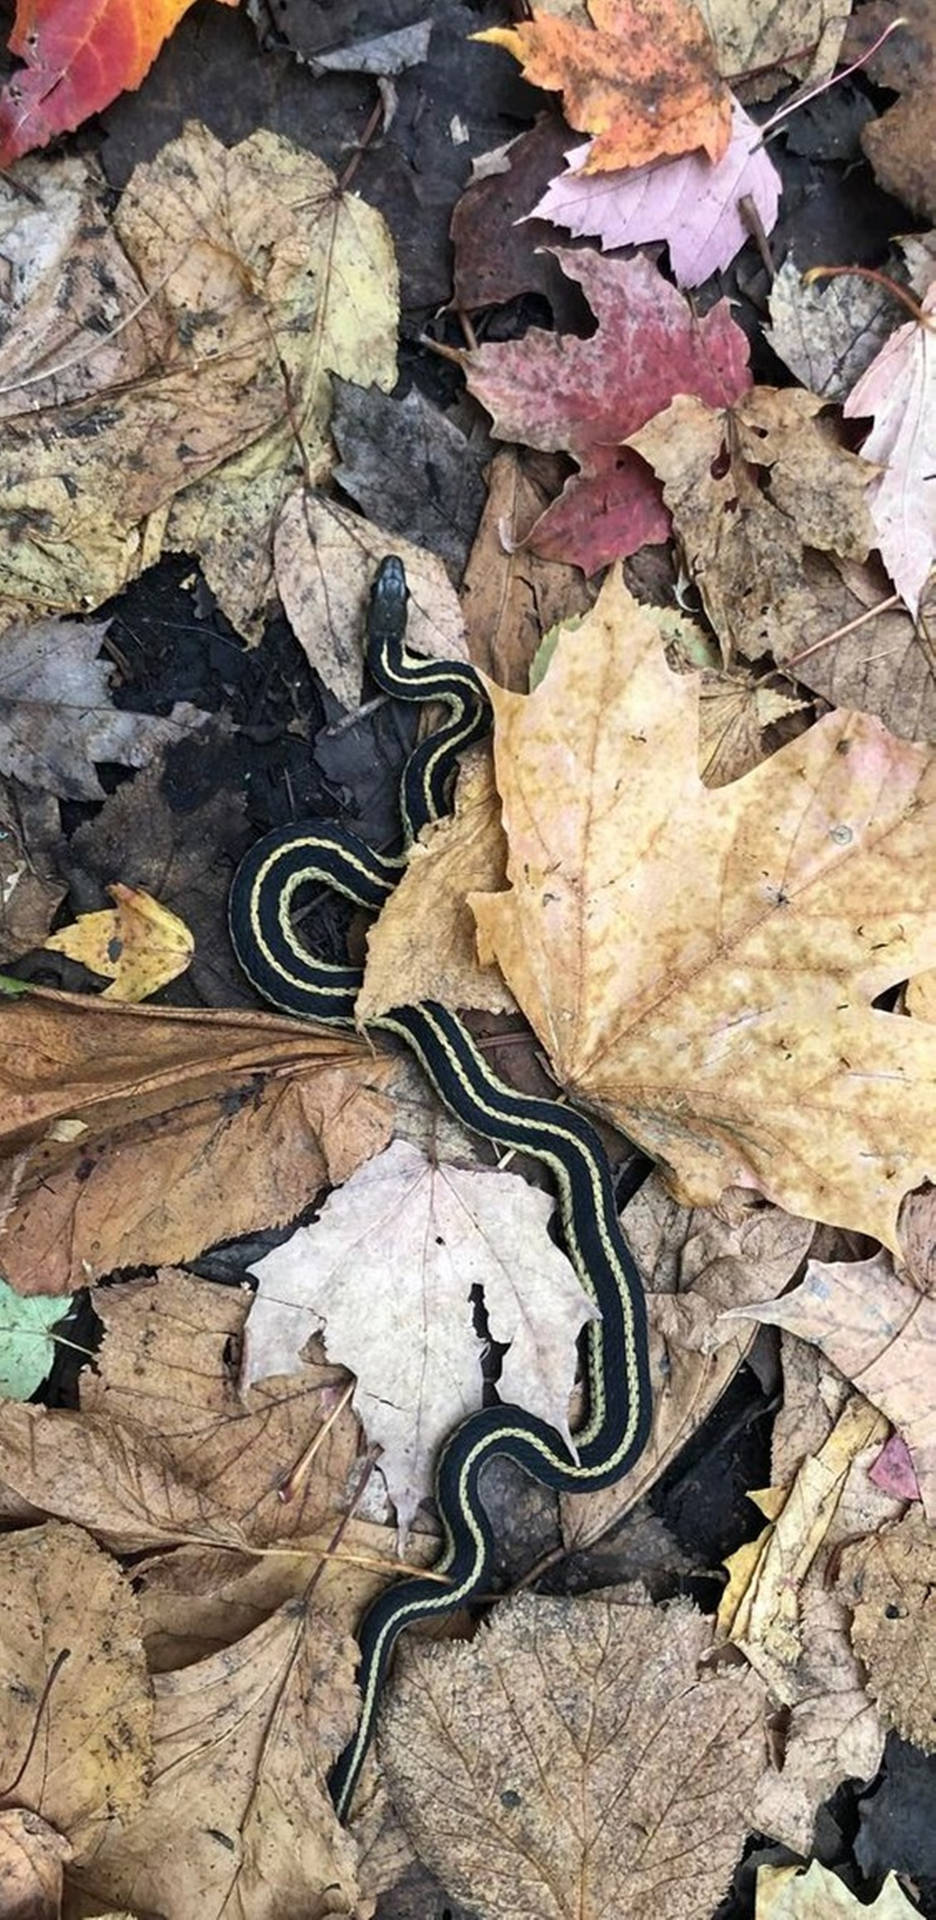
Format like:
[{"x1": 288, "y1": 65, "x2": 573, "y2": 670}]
[{"x1": 0, "y1": 1, "x2": 935, "y2": 1916}]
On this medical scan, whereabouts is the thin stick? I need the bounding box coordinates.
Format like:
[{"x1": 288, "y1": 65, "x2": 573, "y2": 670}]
[{"x1": 278, "y1": 1377, "x2": 357, "y2": 1502}]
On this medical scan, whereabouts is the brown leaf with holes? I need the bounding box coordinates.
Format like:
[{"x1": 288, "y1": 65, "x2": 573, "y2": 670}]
[
  {"x1": 836, "y1": 1508, "x2": 936, "y2": 1752},
  {"x1": 68, "y1": 1601, "x2": 361, "y2": 1920},
  {"x1": 628, "y1": 387, "x2": 875, "y2": 667},
  {"x1": 380, "y1": 1588, "x2": 766, "y2": 1920},
  {"x1": 472, "y1": 568, "x2": 936, "y2": 1249},
  {"x1": 0, "y1": 990, "x2": 392, "y2": 1294},
  {"x1": 0, "y1": 1522, "x2": 152, "y2": 1856},
  {"x1": 476, "y1": 0, "x2": 732, "y2": 173}
]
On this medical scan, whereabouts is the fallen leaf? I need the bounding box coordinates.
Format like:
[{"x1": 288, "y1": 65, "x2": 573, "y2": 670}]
[
  {"x1": 758, "y1": 1863, "x2": 922, "y2": 1920},
  {"x1": 0, "y1": 1273, "x2": 70, "y2": 1398},
  {"x1": 561, "y1": 1176, "x2": 813, "y2": 1556},
  {"x1": 460, "y1": 449, "x2": 594, "y2": 690},
  {"x1": 0, "y1": 1521, "x2": 152, "y2": 1855},
  {"x1": 380, "y1": 1588, "x2": 766, "y2": 1920},
  {"x1": 331, "y1": 382, "x2": 487, "y2": 585},
  {"x1": 531, "y1": 97, "x2": 781, "y2": 287},
  {"x1": 274, "y1": 493, "x2": 468, "y2": 710},
  {"x1": 0, "y1": 125, "x2": 397, "y2": 642},
  {"x1": 450, "y1": 114, "x2": 587, "y2": 317},
  {"x1": 44, "y1": 884, "x2": 194, "y2": 1002},
  {"x1": 247, "y1": 1138, "x2": 596, "y2": 1538},
  {"x1": 837, "y1": 1509, "x2": 936, "y2": 1753},
  {"x1": 0, "y1": 780, "x2": 65, "y2": 964},
  {"x1": 698, "y1": 670, "x2": 809, "y2": 788},
  {"x1": 0, "y1": 0, "x2": 239, "y2": 164},
  {"x1": 0, "y1": 1810, "x2": 71, "y2": 1920},
  {"x1": 765, "y1": 556, "x2": 936, "y2": 746},
  {"x1": 471, "y1": 568, "x2": 936, "y2": 1249},
  {"x1": 84, "y1": 1270, "x2": 360, "y2": 1550},
  {"x1": 697, "y1": 0, "x2": 849, "y2": 93},
  {"x1": 717, "y1": 1396, "x2": 894, "y2": 1849},
  {"x1": 766, "y1": 256, "x2": 904, "y2": 403},
  {"x1": 733, "y1": 1250, "x2": 936, "y2": 1520},
  {"x1": 68, "y1": 1601, "x2": 361, "y2": 1920},
  {"x1": 0, "y1": 618, "x2": 210, "y2": 802},
  {"x1": 843, "y1": 0, "x2": 936, "y2": 220},
  {"x1": 843, "y1": 279, "x2": 936, "y2": 618},
  {"x1": 358, "y1": 747, "x2": 514, "y2": 1022},
  {"x1": 464, "y1": 248, "x2": 751, "y2": 573},
  {"x1": 770, "y1": 1331, "x2": 850, "y2": 1487},
  {"x1": 477, "y1": 0, "x2": 732, "y2": 173},
  {"x1": 629, "y1": 387, "x2": 875, "y2": 665},
  {"x1": 0, "y1": 990, "x2": 392, "y2": 1292}
]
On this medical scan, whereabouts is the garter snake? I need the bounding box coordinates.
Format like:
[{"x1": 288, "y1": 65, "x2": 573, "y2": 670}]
[{"x1": 228, "y1": 556, "x2": 652, "y2": 1820}]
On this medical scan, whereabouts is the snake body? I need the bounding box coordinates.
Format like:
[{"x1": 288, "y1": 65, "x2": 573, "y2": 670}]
[{"x1": 229, "y1": 557, "x2": 652, "y2": 1819}]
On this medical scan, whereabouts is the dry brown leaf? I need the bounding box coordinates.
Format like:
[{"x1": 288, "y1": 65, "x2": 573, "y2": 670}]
[
  {"x1": 771, "y1": 1330, "x2": 850, "y2": 1485},
  {"x1": 699, "y1": 671, "x2": 810, "y2": 787},
  {"x1": 0, "y1": 989, "x2": 392, "y2": 1293},
  {"x1": 358, "y1": 747, "x2": 514, "y2": 1022},
  {"x1": 562, "y1": 1176, "x2": 813, "y2": 1554},
  {"x1": 477, "y1": 0, "x2": 732, "y2": 173},
  {"x1": 628, "y1": 388, "x2": 875, "y2": 667},
  {"x1": 43, "y1": 885, "x2": 193, "y2": 1001},
  {"x1": 756, "y1": 1861, "x2": 923, "y2": 1920},
  {"x1": 698, "y1": 0, "x2": 848, "y2": 91},
  {"x1": 836, "y1": 1508, "x2": 936, "y2": 1752},
  {"x1": 274, "y1": 492, "x2": 468, "y2": 710},
  {"x1": 471, "y1": 568, "x2": 936, "y2": 1250},
  {"x1": 84, "y1": 1270, "x2": 359, "y2": 1549},
  {"x1": 0, "y1": 782, "x2": 65, "y2": 963},
  {"x1": 380, "y1": 1587, "x2": 766, "y2": 1920},
  {"x1": 717, "y1": 1396, "x2": 895, "y2": 1848},
  {"x1": 68, "y1": 1603, "x2": 361, "y2": 1920},
  {"x1": 248, "y1": 1139, "x2": 595, "y2": 1537},
  {"x1": 844, "y1": 0, "x2": 936, "y2": 221},
  {"x1": 0, "y1": 1403, "x2": 243, "y2": 1553},
  {"x1": 766, "y1": 257, "x2": 903, "y2": 404},
  {"x1": 0, "y1": 1810, "x2": 72, "y2": 1920},
  {"x1": 733, "y1": 1251, "x2": 936, "y2": 1519},
  {"x1": 0, "y1": 1522, "x2": 151, "y2": 1857},
  {"x1": 0, "y1": 618, "x2": 210, "y2": 802},
  {"x1": 766, "y1": 556, "x2": 936, "y2": 746},
  {"x1": 460, "y1": 449, "x2": 593, "y2": 690},
  {"x1": 0, "y1": 125, "x2": 397, "y2": 642}
]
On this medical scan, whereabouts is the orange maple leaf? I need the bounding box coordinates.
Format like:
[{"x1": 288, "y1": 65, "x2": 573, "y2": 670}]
[
  {"x1": 477, "y1": 0, "x2": 731, "y2": 173},
  {"x1": 0, "y1": 0, "x2": 240, "y2": 167}
]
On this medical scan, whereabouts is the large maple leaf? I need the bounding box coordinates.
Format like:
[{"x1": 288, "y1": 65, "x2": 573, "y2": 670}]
[
  {"x1": 0, "y1": 0, "x2": 239, "y2": 165},
  {"x1": 477, "y1": 0, "x2": 732, "y2": 174},
  {"x1": 471, "y1": 570, "x2": 936, "y2": 1250},
  {"x1": 463, "y1": 249, "x2": 751, "y2": 575}
]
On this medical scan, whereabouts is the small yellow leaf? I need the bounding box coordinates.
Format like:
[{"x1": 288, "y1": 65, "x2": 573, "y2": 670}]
[{"x1": 44, "y1": 885, "x2": 193, "y2": 1002}]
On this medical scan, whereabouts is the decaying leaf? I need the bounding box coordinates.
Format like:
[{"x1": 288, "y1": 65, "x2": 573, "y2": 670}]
[
  {"x1": 477, "y1": 0, "x2": 732, "y2": 173},
  {"x1": 472, "y1": 569, "x2": 936, "y2": 1250},
  {"x1": 734, "y1": 1250, "x2": 936, "y2": 1520},
  {"x1": 756, "y1": 1861, "x2": 923, "y2": 1920},
  {"x1": 0, "y1": 1522, "x2": 152, "y2": 1856},
  {"x1": 0, "y1": 990, "x2": 392, "y2": 1293},
  {"x1": 532, "y1": 97, "x2": 780, "y2": 288},
  {"x1": 248, "y1": 1139, "x2": 595, "y2": 1538},
  {"x1": 460, "y1": 449, "x2": 594, "y2": 690},
  {"x1": 764, "y1": 556, "x2": 936, "y2": 747},
  {"x1": 0, "y1": 0, "x2": 239, "y2": 165},
  {"x1": 0, "y1": 1810, "x2": 71, "y2": 1920},
  {"x1": 843, "y1": 278, "x2": 936, "y2": 618},
  {"x1": 836, "y1": 1509, "x2": 936, "y2": 1753},
  {"x1": 0, "y1": 781, "x2": 65, "y2": 963},
  {"x1": 274, "y1": 492, "x2": 468, "y2": 710},
  {"x1": 629, "y1": 387, "x2": 875, "y2": 665},
  {"x1": 697, "y1": 0, "x2": 849, "y2": 91},
  {"x1": 68, "y1": 1602, "x2": 361, "y2": 1920},
  {"x1": 717, "y1": 1396, "x2": 894, "y2": 1849},
  {"x1": 464, "y1": 248, "x2": 751, "y2": 573},
  {"x1": 844, "y1": 0, "x2": 936, "y2": 220},
  {"x1": 0, "y1": 618, "x2": 210, "y2": 802},
  {"x1": 358, "y1": 748, "x2": 514, "y2": 1022},
  {"x1": 381, "y1": 1588, "x2": 766, "y2": 1920},
  {"x1": 766, "y1": 257, "x2": 903, "y2": 403},
  {"x1": 44, "y1": 884, "x2": 194, "y2": 1002}
]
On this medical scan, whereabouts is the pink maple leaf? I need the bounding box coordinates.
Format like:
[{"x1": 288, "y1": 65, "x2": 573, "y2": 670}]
[
  {"x1": 464, "y1": 248, "x2": 751, "y2": 573},
  {"x1": 528, "y1": 98, "x2": 781, "y2": 290},
  {"x1": 844, "y1": 280, "x2": 936, "y2": 617}
]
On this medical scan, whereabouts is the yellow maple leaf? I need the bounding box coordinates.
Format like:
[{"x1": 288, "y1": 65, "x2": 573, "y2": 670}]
[
  {"x1": 44, "y1": 884, "x2": 193, "y2": 1002},
  {"x1": 471, "y1": 568, "x2": 936, "y2": 1249}
]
